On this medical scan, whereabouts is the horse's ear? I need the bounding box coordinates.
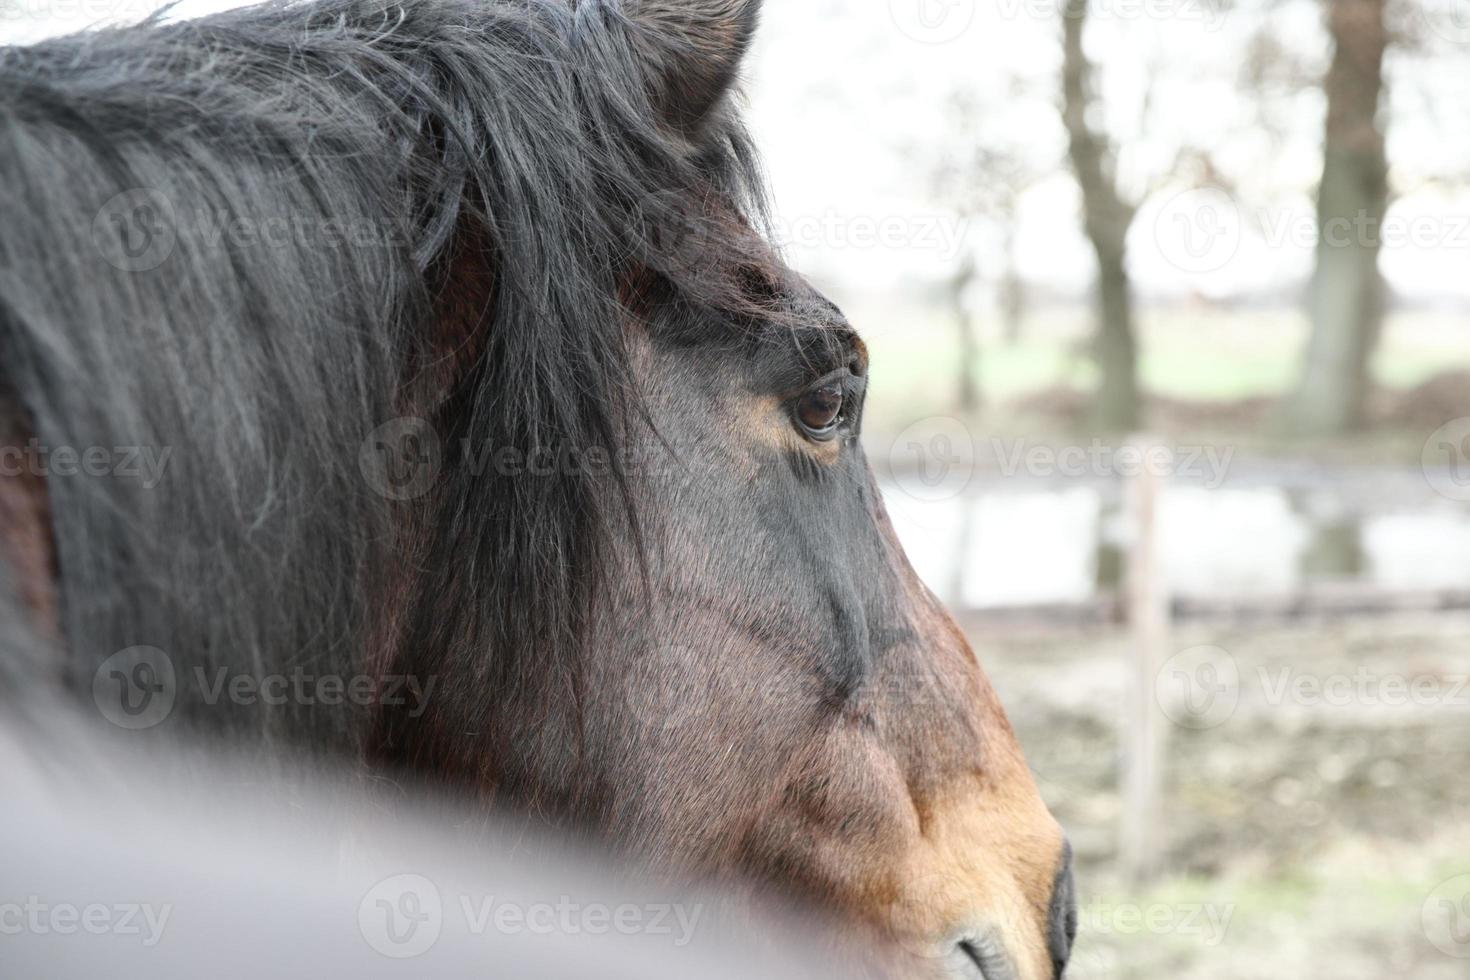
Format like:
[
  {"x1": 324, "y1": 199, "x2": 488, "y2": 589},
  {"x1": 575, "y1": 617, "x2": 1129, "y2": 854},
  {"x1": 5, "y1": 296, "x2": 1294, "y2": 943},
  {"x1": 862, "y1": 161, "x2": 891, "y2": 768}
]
[{"x1": 623, "y1": 0, "x2": 762, "y2": 139}]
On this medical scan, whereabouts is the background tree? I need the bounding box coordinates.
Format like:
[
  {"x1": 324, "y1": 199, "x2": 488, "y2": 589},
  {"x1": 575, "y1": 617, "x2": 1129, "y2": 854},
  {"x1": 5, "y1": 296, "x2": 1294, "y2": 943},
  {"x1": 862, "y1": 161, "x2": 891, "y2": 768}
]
[
  {"x1": 1061, "y1": 0, "x2": 1142, "y2": 432},
  {"x1": 1283, "y1": 0, "x2": 1390, "y2": 435},
  {"x1": 945, "y1": 250, "x2": 982, "y2": 413}
]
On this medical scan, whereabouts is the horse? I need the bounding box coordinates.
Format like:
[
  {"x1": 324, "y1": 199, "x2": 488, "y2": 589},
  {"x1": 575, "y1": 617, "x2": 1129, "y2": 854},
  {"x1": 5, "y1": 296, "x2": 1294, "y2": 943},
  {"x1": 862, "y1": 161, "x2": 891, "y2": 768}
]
[{"x1": 0, "y1": 0, "x2": 1075, "y2": 976}]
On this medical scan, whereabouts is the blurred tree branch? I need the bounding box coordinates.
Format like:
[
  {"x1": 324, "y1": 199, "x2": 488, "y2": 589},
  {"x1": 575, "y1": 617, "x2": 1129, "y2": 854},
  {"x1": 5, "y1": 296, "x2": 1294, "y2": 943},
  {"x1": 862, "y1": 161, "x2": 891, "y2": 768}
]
[{"x1": 919, "y1": 86, "x2": 1051, "y2": 412}]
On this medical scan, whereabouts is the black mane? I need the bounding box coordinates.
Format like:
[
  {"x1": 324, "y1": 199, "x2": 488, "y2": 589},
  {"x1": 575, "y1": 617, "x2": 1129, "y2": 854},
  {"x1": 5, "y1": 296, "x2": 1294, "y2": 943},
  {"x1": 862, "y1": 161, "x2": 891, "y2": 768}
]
[{"x1": 0, "y1": 0, "x2": 772, "y2": 758}]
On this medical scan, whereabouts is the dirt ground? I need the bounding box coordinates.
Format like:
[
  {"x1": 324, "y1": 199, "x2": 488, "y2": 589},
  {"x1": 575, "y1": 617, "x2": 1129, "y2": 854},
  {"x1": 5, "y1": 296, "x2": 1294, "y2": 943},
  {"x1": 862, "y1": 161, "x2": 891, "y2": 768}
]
[{"x1": 974, "y1": 613, "x2": 1470, "y2": 979}]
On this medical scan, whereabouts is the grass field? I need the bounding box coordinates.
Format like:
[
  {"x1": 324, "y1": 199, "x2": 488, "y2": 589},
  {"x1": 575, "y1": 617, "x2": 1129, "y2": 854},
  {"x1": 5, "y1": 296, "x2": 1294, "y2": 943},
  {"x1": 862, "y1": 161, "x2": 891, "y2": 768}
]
[{"x1": 850, "y1": 301, "x2": 1470, "y2": 448}]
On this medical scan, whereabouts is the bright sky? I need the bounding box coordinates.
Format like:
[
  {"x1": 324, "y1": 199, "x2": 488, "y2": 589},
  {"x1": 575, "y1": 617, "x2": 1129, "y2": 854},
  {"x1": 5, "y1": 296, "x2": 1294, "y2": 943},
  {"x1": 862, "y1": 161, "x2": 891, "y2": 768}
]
[
  {"x1": 746, "y1": 1, "x2": 1470, "y2": 305},
  {"x1": 4, "y1": 0, "x2": 1468, "y2": 304}
]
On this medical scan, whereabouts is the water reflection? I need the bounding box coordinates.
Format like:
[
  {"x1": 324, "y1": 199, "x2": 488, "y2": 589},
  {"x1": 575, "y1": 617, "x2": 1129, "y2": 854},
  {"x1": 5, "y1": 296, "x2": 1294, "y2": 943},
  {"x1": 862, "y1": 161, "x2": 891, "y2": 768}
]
[
  {"x1": 882, "y1": 477, "x2": 1470, "y2": 608},
  {"x1": 1159, "y1": 488, "x2": 1308, "y2": 597}
]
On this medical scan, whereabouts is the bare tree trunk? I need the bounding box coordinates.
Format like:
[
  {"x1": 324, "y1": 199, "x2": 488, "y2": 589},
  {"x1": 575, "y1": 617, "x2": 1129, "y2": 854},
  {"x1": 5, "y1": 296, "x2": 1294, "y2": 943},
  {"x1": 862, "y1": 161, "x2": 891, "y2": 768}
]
[
  {"x1": 950, "y1": 252, "x2": 981, "y2": 412},
  {"x1": 1062, "y1": 0, "x2": 1140, "y2": 432},
  {"x1": 1094, "y1": 246, "x2": 1139, "y2": 430},
  {"x1": 1285, "y1": 0, "x2": 1389, "y2": 436},
  {"x1": 1001, "y1": 222, "x2": 1026, "y2": 346}
]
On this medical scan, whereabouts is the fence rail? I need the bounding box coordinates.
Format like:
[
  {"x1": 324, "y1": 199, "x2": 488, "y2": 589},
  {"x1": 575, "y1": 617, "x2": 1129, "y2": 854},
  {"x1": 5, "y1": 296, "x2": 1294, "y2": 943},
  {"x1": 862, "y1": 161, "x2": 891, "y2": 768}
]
[{"x1": 953, "y1": 584, "x2": 1470, "y2": 629}]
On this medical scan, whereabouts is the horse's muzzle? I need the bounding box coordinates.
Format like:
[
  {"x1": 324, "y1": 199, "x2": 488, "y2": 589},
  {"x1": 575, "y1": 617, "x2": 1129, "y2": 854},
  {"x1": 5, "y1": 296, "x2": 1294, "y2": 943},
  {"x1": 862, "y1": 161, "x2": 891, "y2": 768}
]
[{"x1": 945, "y1": 840, "x2": 1076, "y2": 980}]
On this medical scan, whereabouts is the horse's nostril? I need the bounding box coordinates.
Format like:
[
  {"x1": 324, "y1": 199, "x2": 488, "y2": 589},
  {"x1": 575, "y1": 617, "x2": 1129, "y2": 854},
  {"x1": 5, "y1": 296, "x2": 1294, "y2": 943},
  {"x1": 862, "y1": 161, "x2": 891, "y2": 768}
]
[
  {"x1": 955, "y1": 937, "x2": 1017, "y2": 980},
  {"x1": 1048, "y1": 840, "x2": 1078, "y2": 977}
]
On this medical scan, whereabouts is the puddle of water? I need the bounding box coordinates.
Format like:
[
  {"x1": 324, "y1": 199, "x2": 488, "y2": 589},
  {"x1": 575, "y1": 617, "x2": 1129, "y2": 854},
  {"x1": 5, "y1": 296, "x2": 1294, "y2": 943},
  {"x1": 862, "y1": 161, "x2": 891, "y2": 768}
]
[{"x1": 882, "y1": 479, "x2": 1470, "y2": 608}]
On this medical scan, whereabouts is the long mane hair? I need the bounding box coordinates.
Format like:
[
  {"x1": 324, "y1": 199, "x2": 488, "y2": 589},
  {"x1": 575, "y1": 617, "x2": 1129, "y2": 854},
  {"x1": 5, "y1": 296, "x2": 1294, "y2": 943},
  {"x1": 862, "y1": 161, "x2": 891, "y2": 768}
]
[{"x1": 0, "y1": 0, "x2": 774, "y2": 767}]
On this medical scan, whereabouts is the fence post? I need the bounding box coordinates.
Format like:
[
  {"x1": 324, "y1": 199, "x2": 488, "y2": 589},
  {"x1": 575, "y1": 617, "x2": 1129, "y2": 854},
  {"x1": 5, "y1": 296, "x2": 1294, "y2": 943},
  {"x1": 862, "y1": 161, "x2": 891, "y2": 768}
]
[{"x1": 1120, "y1": 435, "x2": 1170, "y2": 885}]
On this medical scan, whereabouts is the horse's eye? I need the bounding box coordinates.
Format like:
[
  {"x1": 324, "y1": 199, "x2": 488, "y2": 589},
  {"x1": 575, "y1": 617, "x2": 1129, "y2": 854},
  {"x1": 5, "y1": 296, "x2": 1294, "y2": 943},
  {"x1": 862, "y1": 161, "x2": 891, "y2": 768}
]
[{"x1": 794, "y1": 384, "x2": 844, "y2": 439}]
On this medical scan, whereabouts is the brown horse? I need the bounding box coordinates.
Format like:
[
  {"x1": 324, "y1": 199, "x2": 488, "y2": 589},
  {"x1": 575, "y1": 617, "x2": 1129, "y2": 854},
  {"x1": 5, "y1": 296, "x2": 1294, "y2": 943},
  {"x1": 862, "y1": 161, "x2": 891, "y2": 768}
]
[{"x1": 0, "y1": 0, "x2": 1072, "y2": 975}]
